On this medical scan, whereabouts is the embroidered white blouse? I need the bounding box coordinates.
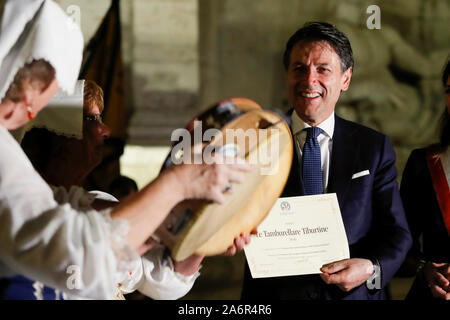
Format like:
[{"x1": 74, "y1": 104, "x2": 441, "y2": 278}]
[{"x1": 51, "y1": 185, "x2": 199, "y2": 300}]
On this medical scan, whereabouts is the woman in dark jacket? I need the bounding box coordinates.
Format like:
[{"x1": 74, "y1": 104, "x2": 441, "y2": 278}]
[{"x1": 400, "y1": 59, "x2": 450, "y2": 300}]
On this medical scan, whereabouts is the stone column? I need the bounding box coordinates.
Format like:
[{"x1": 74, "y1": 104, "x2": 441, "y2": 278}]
[{"x1": 128, "y1": 0, "x2": 200, "y2": 146}]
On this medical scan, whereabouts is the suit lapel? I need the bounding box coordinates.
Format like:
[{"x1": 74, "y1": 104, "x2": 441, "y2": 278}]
[
  {"x1": 282, "y1": 112, "x2": 358, "y2": 198},
  {"x1": 284, "y1": 143, "x2": 305, "y2": 196},
  {"x1": 327, "y1": 115, "x2": 359, "y2": 199}
]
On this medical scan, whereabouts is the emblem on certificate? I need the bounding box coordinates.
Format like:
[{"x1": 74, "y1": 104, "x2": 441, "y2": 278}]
[{"x1": 244, "y1": 194, "x2": 349, "y2": 278}]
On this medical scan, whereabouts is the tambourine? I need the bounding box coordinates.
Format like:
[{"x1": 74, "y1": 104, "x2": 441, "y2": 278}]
[{"x1": 155, "y1": 98, "x2": 293, "y2": 261}]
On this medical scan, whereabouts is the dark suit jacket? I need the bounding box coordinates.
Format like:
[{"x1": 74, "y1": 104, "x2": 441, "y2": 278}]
[
  {"x1": 399, "y1": 148, "x2": 450, "y2": 299},
  {"x1": 241, "y1": 112, "x2": 412, "y2": 300}
]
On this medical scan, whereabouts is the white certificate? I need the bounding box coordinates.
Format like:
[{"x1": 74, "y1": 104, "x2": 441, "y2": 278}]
[{"x1": 244, "y1": 194, "x2": 349, "y2": 278}]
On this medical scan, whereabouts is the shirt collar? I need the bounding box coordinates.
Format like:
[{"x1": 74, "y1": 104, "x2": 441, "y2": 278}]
[{"x1": 291, "y1": 110, "x2": 335, "y2": 139}]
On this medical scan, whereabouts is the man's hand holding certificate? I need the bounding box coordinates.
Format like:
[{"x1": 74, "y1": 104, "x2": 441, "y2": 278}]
[{"x1": 244, "y1": 193, "x2": 350, "y2": 278}]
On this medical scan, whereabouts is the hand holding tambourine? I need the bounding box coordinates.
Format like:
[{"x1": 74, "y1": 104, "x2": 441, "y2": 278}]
[{"x1": 155, "y1": 98, "x2": 293, "y2": 261}]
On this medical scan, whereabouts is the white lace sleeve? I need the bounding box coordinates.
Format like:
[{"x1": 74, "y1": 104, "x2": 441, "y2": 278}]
[
  {"x1": 118, "y1": 245, "x2": 200, "y2": 300},
  {"x1": 0, "y1": 126, "x2": 138, "y2": 299},
  {"x1": 97, "y1": 210, "x2": 141, "y2": 286},
  {"x1": 50, "y1": 185, "x2": 141, "y2": 290},
  {"x1": 51, "y1": 185, "x2": 142, "y2": 297}
]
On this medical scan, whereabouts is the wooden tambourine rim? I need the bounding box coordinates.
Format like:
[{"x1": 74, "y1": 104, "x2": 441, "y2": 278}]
[
  {"x1": 195, "y1": 117, "x2": 293, "y2": 256},
  {"x1": 170, "y1": 110, "x2": 293, "y2": 260}
]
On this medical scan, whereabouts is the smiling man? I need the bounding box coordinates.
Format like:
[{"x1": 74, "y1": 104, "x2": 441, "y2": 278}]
[
  {"x1": 241, "y1": 22, "x2": 412, "y2": 300},
  {"x1": 286, "y1": 40, "x2": 351, "y2": 127}
]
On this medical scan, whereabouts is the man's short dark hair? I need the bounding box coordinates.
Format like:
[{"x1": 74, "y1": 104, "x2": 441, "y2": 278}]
[{"x1": 283, "y1": 21, "x2": 354, "y2": 72}]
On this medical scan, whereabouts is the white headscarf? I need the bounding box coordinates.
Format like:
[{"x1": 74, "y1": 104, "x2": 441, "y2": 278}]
[{"x1": 0, "y1": 0, "x2": 83, "y2": 101}]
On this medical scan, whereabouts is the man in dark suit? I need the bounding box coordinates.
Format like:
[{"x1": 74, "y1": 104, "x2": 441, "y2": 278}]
[{"x1": 241, "y1": 22, "x2": 412, "y2": 300}]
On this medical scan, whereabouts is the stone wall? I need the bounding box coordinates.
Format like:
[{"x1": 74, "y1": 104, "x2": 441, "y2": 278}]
[
  {"x1": 129, "y1": 0, "x2": 199, "y2": 145},
  {"x1": 198, "y1": 0, "x2": 450, "y2": 174},
  {"x1": 56, "y1": 0, "x2": 200, "y2": 146}
]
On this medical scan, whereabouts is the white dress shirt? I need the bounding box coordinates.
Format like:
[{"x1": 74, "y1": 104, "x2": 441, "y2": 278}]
[{"x1": 291, "y1": 111, "x2": 335, "y2": 192}]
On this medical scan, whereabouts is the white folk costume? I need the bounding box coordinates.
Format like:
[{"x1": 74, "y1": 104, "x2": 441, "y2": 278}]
[
  {"x1": 0, "y1": 0, "x2": 138, "y2": 299},
  {"x1": 0, "y1": 184, "x2": 199, "y2": 300}
]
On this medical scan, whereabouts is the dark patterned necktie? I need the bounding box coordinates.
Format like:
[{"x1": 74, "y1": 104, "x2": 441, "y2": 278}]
[{"x1": 302, "y1": 127, "x2": 323, "y2": 195}]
